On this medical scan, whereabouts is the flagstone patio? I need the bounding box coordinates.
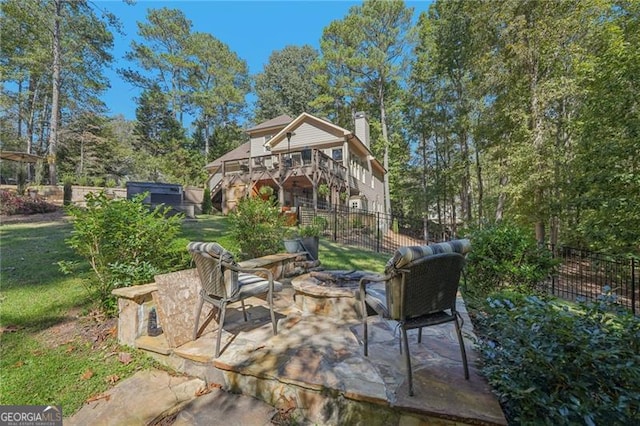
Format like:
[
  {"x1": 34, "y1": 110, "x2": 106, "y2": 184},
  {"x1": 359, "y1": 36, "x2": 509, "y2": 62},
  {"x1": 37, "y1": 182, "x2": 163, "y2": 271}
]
[{"x1": 132, "y1": 280, "x2": 507, "y2": 425}]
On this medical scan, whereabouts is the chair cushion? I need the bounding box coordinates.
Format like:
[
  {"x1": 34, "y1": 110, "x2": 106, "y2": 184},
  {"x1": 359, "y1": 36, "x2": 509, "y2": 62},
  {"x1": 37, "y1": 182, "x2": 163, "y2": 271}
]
[
  {"x1": 187, "y1": 241, "x2": 236, "y2": 265},
  {"x1": 364, "y1": 283, "x2": 388, "y2": 318},
  {"x1": 385, "y1": 239, "x2": 471, "y2": 273},
  {"x1": 188, "y1": 241, "x2": 238, "y2": 297},
  {"x1": 236, "y1": 273, "x2": 283, "y2": 299}
]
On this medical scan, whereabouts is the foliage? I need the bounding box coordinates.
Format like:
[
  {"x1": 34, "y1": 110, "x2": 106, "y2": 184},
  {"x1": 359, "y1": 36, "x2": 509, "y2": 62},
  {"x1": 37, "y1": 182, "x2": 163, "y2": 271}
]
[
  {"x1": 299, "y1": 223, "x2": 320, "y2": 238},
  {"x1": 134, "y1": 83, "x2": 185, "y2": 157},
  {"x1": 0, "y1": 190, "x2": 59, "y2": 215},
  {"x1": 186, "y1": 31, "x2": 250, "y2": 158},
  {"x1": 465, "y1": 222, "x2": 558, "y2": 298},
  {"x1": 475, "y1": 291, "x2": 640, "y2": 425},
  {"x1": 121, "y1": 7, "x2": 191, "y2": 121},
  {"x1": 64, "y1": 192, "x2": 183, "y2": 312},
  {"x1": 566, "y1": 0, "x2": 640, "y2": 255},
  {"x1": 63, "y1": 182, "x2": 73, "y2": 206},
  {"x1": 254, "y1": 44, "x2": 321, "y2": 122},
  {"x1": 0, "y1": 214, "x2": 240, "y2": 416},
  {"x1": 317, "y1": 0, "x2": 414, "y2": 215},
  {"x1": 201, "y1": 187, "x2": 212, "y2": 215},
  {"x1": 228, "y1": 196, "x2": 286, "y2": 260},
  {"x1": 317, "y1": 183, "x2": 329, "y2": 197},
  {"x1": 312, "y1": 215, "x2": 329, "y2": 231},
  {"x1": 0, "y1": 0, "x2": 117, "y2": 184},
  {"x1": 121, "y1": 7, "x2": 249, "y2": 162}
]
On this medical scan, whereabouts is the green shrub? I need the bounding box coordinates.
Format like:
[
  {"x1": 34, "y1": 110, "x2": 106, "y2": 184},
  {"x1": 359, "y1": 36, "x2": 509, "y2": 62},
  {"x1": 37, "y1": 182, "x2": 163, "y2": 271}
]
[
  {"x1": 64, "y1": 191, "x2": 183, "y2": 313},
  {"x1": 228, "y1": 195, "x2": 285, "y2": 260},
  {"x1": 476, "y1": 290, "x2": 640, "y2": 425},
  {"x1": 63, "y1": 182, "x2": 72, "y2": 206},
  {"x1": 201, "y1": 187, "x2": 212, "y2": 215},
  {"x1": 465, "y1": 222, "x2": 558, "y2": 298}
]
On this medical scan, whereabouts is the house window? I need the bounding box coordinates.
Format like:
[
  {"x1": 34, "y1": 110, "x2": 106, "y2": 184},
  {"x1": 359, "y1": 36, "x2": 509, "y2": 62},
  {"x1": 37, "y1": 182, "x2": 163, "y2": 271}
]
[
  {"x1": 351, "y1": 200, "x2": 360, "y2": 210},
  {"x1": 332, "y1": 148, "x2": 343, "y2": 162}
]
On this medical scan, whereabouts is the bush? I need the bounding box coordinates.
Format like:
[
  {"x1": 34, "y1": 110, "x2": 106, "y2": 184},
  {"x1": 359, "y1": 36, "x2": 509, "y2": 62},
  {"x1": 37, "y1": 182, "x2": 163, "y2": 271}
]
[
  {"x1": 0, "y1": 190, "x2": 59, "y2": 215},
  {"x1": 63, "y1": 182, "x2": 73, "y2": 206},
  {"x1": 201, "y1": 187, "x2": 213, "y2": 215},
  {"x1": 228, "y1": 195, "x2": 285, "y2": 260},
  {"x1": 465, "y1": 222, "x2": 558, "y2": 298},
  {"x1": 476, "y1": 290, "x2": 640, "y2": 425},
  {"x1": 64, "y1": 191, "x2": 184, "y2": 313}
]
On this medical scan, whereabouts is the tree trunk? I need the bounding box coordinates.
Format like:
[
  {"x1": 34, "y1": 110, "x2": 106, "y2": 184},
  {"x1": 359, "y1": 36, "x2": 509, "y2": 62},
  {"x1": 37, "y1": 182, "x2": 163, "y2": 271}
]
[
  {"x1": 47, "y1": 0, "x2": 62, "y2": 185},
  {"x1": 496, "y1": 158, "x2": 508, "y2": 222},
  {"x1": 27, "y1": 76, "x2": 39, "y2": 152},
  {"x1": 421, "y1": 132, "x2": 429, "y2": 243},
  {"x1": 459, "y1": 127, "x2": 472, "y2": 223},
  {"x1": 475, "y1": 142, "x2": 483, "y2": 224},
  {"x1": 379, "y1": 81, "x2": 391, "y2": 215}
]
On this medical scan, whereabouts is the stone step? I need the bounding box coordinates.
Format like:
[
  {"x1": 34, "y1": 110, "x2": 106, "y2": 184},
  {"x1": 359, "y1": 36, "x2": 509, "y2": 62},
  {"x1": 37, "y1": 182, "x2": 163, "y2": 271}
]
[{"x1": 136, "y1": 334, "x2": 171, "y2": 355}]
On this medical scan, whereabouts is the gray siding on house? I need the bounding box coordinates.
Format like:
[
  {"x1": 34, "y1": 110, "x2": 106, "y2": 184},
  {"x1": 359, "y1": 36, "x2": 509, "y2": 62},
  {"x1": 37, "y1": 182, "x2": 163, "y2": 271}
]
[{"x1": 271, "y1": 122, "x2": 344, "y2": 153}]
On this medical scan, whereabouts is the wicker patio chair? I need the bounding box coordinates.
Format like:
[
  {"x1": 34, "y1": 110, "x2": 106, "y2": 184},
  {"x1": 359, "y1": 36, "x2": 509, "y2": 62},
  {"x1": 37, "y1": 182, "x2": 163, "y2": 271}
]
[
  {"x1": 187, "y1": 241, "x2": 282, "y2": 358},
  {"x1": 360, "y1": 251, "x2": 469, "y2": 396}
]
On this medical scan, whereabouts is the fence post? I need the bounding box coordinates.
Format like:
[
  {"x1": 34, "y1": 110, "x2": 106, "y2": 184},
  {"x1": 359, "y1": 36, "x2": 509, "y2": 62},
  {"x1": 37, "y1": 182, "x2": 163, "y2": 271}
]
[
  {"x1": 376, "y1": 211, "x2": 381, "y2": 253},
  {"x1": 333, "y1": 206, "x2": 338, "y2": 242}
]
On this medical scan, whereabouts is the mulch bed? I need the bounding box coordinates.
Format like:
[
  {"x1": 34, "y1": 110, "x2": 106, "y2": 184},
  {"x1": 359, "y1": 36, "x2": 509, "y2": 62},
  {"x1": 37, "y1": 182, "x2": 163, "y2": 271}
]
[{"x1": 0, "y1": 210, "x2": 68, "y2": 225}]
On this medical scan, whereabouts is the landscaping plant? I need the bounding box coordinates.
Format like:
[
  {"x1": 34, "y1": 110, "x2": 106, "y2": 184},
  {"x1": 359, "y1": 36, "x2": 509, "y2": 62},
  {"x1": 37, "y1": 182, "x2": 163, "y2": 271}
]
[
  {"x1": 63, "y1": 191, "x2": 187, "y2": 313},
  {"x1": 228, "y1": 195, "x2": 286, "y2": 259},
  {"x1": 201, "y1": 186, "x2": 212, "y2": 214},
  {"x1": 476, "y1": 289, "x2": 640, "y2": 425},
  {"x1": 0, "y1": 190, "x2": 59, "y2": 215},
  {"x1": 464, "y1": 222, "x2": 558, "y2": 299}
]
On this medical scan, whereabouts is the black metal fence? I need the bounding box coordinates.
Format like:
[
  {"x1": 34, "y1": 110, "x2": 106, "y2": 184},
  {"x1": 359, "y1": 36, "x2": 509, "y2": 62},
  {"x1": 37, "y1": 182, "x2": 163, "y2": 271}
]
[
  {"x1": 297, "y1": 205, "x2": 457, "y2": 255},
  {"x1": 547, "y1": 245, "x2": 638, "y2": 315},
  {"x1": 295, "y1": 205, "x2": 639, "y2": 314}
]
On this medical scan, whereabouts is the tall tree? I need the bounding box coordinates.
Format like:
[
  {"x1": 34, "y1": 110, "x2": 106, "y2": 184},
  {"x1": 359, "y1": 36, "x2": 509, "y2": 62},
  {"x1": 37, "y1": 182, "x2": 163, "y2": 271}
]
[
  {"x1": 318, "y1": 0, "x2": 414, "y2": 214},
  {"x1": 134, "y1": 83, "x2": 184, "y2": 158},
  {"x1": 121, "y1": 7, "x2": 192, "y2": 124},
  {"x1": 47, "y1": 0, "x2": 61, "y2": 184},
  {"x1": 569, "y1": 0, "x2": 640, "y2": 253},
  {"x1": 186, "y1": 32, "x2": 249, "y2": 158},
  {"x1": 0, "y1": 0, "x2": 115, "y2": 184},
  {"x1": 254, "y1": 45, "x2": 320, "y2": 122}
]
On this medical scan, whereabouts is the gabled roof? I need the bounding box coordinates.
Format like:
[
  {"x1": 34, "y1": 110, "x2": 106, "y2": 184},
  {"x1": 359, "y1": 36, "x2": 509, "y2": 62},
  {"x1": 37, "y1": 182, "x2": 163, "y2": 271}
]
[
  {"x1": 245, "y1": 114, "x2": 293, "y2": 133},
  {"x1": 264, "y1": 112, "x2": 349, "y2": 150},
  {"x1": 265, "y1": 112, "x2": 385, "y2": 174},
  {"x1": 204, "y1": 141, "x2": 250, "y2": 173}
]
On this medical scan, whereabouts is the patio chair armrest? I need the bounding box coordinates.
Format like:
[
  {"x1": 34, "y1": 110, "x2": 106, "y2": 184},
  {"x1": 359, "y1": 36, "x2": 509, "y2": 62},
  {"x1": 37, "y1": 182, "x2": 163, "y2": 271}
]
[{"x1": 358, "y1": 273, "x2": 391, "y2": 296}]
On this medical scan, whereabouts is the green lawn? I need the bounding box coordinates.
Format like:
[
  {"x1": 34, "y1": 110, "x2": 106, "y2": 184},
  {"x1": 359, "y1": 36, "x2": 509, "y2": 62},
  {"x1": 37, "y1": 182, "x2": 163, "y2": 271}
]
[{"x1": 0, "y1": 213, "x2": 390, "y2": 415}]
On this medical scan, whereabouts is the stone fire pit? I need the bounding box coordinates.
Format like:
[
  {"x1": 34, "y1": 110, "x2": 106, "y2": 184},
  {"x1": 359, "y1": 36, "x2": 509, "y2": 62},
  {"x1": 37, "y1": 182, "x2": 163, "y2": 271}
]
[{"x1": 291, "y1": 270, "x2": 378, "y2": 320}]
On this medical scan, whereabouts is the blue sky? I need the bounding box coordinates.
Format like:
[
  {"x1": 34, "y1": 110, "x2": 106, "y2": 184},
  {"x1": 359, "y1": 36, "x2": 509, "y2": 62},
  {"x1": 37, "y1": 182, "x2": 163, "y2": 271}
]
[{"x1": 98, "y1": 0, "x2": 432, "y2": 125}]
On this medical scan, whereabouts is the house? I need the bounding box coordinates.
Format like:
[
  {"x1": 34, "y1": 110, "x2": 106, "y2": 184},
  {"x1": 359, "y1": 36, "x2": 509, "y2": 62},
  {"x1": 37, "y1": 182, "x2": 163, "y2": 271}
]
[{"x1": 205, "y1": 112, "x2": 386, "y2": 215}]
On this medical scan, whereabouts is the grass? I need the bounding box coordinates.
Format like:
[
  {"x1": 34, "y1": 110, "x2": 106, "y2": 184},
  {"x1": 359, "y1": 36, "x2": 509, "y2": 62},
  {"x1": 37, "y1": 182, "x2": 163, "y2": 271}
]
[
  {"x1": 0, "y1": 213, "x2": 391, "y2": 415},
  {"x1": 0, "y1": 219, "x2": 163, "y2": 413}
]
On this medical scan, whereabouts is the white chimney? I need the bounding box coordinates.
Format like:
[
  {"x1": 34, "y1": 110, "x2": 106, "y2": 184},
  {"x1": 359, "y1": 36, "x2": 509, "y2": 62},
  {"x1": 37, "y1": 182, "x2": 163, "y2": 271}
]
[{"x1": 354, "y1": 111, "x2": 370, "y2": 149}]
